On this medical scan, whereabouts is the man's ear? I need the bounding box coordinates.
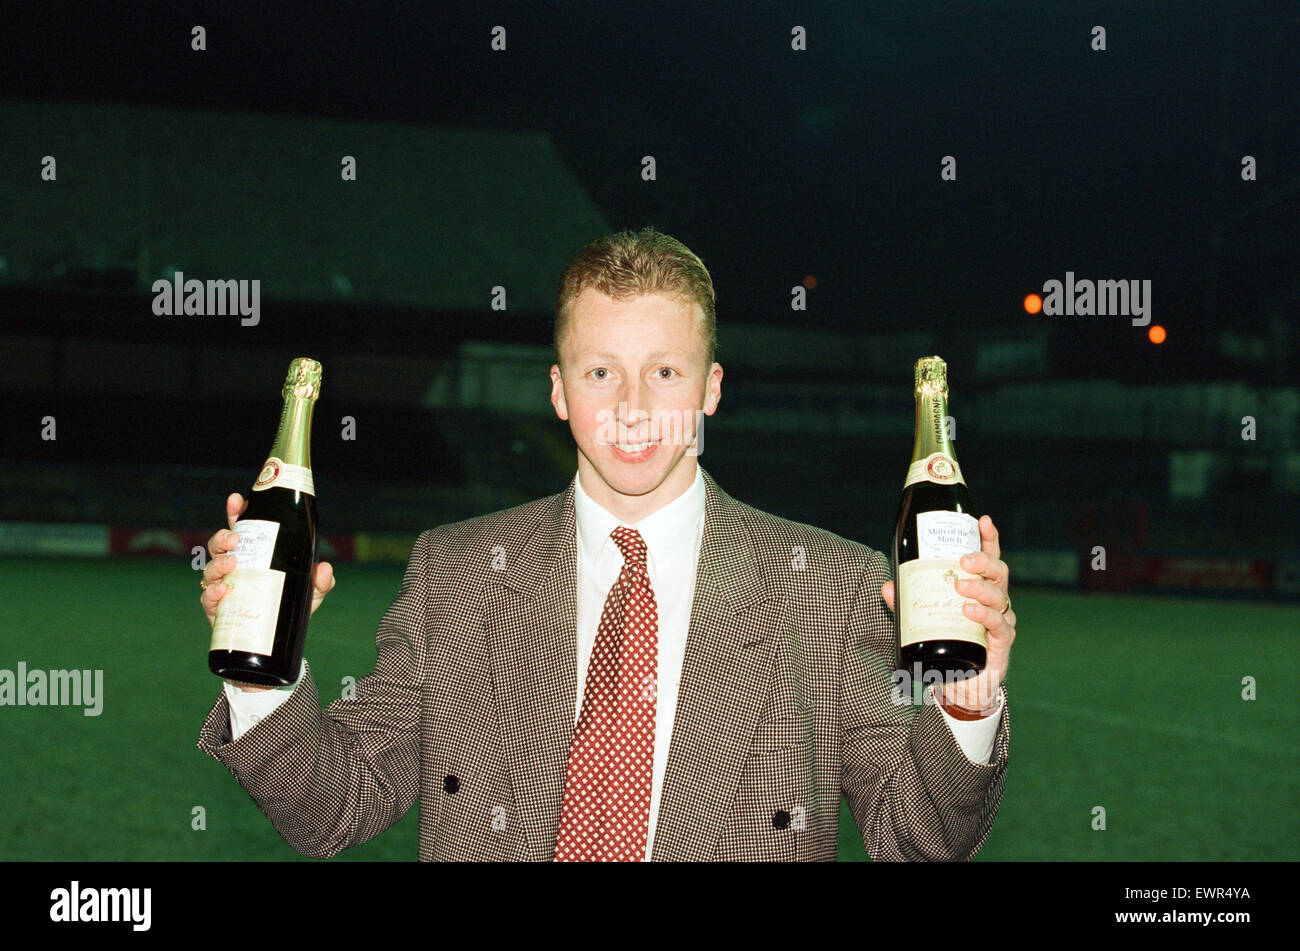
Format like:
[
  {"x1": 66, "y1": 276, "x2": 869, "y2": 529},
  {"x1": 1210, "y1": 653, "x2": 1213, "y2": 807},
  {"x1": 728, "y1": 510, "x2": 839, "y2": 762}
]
[
  {"x1": 549, "y1": 364, "x2": 569, "y2": 421},
  {"x1": 702, "y1": 362, "x2": 723, "y2": 416}
]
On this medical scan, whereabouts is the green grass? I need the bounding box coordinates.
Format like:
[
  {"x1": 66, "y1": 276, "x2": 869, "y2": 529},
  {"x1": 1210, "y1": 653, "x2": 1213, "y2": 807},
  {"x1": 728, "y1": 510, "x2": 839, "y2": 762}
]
[{"x1": 0, "y1": 556, "x2": 1295, "y2": 861}]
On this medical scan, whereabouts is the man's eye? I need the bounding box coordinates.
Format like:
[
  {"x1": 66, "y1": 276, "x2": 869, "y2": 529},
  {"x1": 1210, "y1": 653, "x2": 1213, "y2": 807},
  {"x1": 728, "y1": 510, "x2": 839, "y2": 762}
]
[
  {"x1": 656, "y1": 367, "x2": 677, "y2": 379},
  {"x1": 590, "y1": 368, "x2": 608, "y2": 380}
]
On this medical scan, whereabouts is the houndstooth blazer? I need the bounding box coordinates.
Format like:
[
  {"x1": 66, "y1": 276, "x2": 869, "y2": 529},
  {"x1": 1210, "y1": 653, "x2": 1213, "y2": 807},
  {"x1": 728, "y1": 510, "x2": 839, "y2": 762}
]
[{"x1": 197, "y1": 467, "x2": 1009, "y2": 861}]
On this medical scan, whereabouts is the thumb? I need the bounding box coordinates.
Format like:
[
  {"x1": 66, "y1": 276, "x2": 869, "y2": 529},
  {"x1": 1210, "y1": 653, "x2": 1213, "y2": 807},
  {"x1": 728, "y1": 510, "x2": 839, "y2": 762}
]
[
  {"x1": 881, "y1": 580, "x2": 895, "y2": 613},
  {"x1": 314, "y1": 561, "x2": 335, "y2": 593},
  {"x1": 226, "y1": 493, "x2": 247, "y2": 530},
  {"x1": 308, "y1": 561, "x2": 335, "y2": 616}
]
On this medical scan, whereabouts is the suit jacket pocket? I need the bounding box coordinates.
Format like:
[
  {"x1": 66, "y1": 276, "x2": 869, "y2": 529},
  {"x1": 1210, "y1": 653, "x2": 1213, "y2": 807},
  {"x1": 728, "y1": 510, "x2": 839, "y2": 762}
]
[
  {"x1": 714, "y1": 745, "x2": 813, "y2": 861},
  {"x1": 749, "y1": 713, "x2": 808, "y2": 753},
  {"x1": 423, "y1": 749, "x2": 524, "y2": 861}
]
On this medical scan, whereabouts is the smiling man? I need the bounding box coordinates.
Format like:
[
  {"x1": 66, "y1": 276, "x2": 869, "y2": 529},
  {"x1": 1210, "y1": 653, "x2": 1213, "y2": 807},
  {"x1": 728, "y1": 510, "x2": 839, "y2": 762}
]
[
  {"x1": 197, "y1": 227, "x2": 1015, "y2": 862},
  {"x1": 549, "y1": 286, "x2": 721, "y2": 521}
]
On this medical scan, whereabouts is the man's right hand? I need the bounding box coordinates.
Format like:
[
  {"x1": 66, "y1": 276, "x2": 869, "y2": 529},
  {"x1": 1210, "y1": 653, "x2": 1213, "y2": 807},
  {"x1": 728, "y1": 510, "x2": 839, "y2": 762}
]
[{"x1": 201, "y1": 492, "x2": 336, "y2": 692}]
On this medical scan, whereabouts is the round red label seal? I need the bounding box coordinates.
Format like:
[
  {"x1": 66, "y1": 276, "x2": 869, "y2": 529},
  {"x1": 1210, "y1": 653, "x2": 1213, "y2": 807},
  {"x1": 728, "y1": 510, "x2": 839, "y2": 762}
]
[
  {"x1": 926, "y1": 455, "x2": 957, "y2": 481},
  {"x1": 254, "y1": 459, "x2": 281, "y2": 488}
]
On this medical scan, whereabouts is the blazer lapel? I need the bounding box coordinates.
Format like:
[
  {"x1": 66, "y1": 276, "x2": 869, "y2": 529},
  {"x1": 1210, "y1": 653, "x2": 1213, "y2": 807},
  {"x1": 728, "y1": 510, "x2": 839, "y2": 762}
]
[
  {"x1": 481, "y1": 485, "x2": 579, "y2": 861},
  {"x1": 650, "y1": 469, "x2": 784, "y2": 860}
]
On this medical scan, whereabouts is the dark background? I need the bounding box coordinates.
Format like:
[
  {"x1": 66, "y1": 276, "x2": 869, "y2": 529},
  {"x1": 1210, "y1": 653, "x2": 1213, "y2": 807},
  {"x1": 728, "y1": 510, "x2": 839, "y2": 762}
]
[{"x1": 2, "y1": 0, "x2": 1296, "y2": 560}]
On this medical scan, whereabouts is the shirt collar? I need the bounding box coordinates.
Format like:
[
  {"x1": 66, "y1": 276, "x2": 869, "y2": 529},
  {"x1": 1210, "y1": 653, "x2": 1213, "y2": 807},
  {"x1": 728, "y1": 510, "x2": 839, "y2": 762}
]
[{"x1": 573, "y1": 466, "x2": 706, "y2": 577}]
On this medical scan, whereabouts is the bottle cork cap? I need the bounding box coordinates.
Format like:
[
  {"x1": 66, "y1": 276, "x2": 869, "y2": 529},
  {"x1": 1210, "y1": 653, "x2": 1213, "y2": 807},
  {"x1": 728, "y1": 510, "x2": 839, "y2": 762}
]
[
  {"x1": 914, "y1": 355, "x2": 948, "y2": 393},
  {"x1": 283, "y1": 358, "x2": 323, "y2": 401}
]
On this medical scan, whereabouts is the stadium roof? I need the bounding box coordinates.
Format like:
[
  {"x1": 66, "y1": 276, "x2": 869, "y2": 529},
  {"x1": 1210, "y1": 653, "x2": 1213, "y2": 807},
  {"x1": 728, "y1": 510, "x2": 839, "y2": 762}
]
[{"x1": 0, "y1": 98, "x2": 611, "y2": 313}]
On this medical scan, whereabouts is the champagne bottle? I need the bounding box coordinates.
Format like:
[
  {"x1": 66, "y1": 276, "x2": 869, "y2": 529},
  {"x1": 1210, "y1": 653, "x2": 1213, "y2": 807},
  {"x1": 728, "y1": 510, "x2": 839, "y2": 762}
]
[
  {"x1": 891, "y1": 355, "x2": 986, "y2": 678},
  {"x1": 209, "y1": 358, "x2": 322, "y2": 686}
]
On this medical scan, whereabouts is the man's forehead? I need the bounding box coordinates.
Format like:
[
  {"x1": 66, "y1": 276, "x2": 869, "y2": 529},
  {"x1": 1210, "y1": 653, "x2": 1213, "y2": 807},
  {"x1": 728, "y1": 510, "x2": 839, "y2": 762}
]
[
  {"x1": 560, "y1": 289, "x2": 708, "y2": 366},
  {"x1": 571, "y1": 288, "x2": 701, "y2": 318}
]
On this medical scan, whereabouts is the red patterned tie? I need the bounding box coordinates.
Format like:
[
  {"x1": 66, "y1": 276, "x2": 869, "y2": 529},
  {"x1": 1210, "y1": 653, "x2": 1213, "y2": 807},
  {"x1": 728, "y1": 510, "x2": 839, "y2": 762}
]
[{"x1": 554, "y1": 526, "x2": 659, "y2": 862}]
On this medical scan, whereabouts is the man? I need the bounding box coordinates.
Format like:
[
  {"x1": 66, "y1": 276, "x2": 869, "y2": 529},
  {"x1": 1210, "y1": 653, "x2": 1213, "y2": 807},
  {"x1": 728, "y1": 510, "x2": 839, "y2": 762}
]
[{"x1": 197, "y1": 227, "x2": 1016, "y2": 861}]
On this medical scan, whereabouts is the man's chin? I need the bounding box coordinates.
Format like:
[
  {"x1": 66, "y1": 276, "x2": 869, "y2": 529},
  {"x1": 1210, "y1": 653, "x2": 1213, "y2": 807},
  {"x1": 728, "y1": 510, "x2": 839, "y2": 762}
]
[
  {"x1": 583, "y1": 450, "x2": 688, "y2": 498},
  {"x1": 594, "y1": 468, "x2": 665, "y2": 498}
]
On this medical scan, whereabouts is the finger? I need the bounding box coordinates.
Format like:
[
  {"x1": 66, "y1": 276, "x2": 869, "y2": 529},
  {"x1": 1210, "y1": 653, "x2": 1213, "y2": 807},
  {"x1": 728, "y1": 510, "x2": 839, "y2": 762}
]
[
  {"x1": 202, "y1": 550, "x2": 237, "y2": 585},
  {"x1": 207, "y1": 528, "x2": 241, "y2": 561},
  {"x1": 962, "y1": 599, "x2": 1013, "y2": 639},
  {"x1": 226, "y1": 493, "x2": 247, "y2": 530},
  {"x1": 959, "y1": 551, "x2": 1008, "y2": 587},
  {"x1": 979, "y1": 515, "x2": 1001, "y2": 560},
  {"x1": 956, "y1": 575, "x2": 1005, "y2": 611},
  {"x1": 881, "y1": 580, "x2": 894, "y2": 613},
  {"x1": 199, "y1": 576, "x2": 230, "y2": 612}
]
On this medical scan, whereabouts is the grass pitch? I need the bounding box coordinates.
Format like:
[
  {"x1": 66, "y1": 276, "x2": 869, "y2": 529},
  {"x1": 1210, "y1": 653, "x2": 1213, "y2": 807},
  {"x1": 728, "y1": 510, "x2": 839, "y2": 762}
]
[{"x1": 1, "y1": 555, "x2": 1294, "y2": 861}]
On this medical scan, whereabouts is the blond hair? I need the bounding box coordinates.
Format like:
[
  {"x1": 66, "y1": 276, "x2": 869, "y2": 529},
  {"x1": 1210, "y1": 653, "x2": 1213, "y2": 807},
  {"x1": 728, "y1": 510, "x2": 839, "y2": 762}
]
[{"x1": 553, "y1": 227, "x2": 717, "y2": 366}]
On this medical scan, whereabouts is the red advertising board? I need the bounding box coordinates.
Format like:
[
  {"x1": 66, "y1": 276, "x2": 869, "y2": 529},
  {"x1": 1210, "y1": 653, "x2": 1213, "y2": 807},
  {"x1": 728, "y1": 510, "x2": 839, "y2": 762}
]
[{"x1": 1083, "y1": 553, "x2": 1274, "y2": 593}]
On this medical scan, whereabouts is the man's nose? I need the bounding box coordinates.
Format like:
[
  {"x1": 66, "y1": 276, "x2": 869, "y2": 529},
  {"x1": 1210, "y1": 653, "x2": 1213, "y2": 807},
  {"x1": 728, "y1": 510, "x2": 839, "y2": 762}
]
[{"x1": 617, "y1": 379, "x2": 650, "y2": 425}]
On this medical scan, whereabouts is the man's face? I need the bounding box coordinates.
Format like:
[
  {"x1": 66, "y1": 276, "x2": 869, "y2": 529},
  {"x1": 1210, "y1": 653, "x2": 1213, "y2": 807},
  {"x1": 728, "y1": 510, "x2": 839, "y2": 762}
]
[{"x1": 550, "y1": 289, "x2": 723, "y2": 522}]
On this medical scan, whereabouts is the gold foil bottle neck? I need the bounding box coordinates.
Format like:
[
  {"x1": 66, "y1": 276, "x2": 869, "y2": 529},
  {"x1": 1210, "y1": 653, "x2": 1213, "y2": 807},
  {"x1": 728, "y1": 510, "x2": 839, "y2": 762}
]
[
  {"x1": 914, "y1": 355, "x2": 948, "y2": 395},
  {"x1": 282, "y1": 357, "x2": 323, "y2": 401}
]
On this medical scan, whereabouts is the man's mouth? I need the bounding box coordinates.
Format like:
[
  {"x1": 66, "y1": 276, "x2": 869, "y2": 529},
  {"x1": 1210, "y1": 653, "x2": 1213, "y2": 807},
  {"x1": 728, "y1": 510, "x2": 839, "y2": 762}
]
[{"x1": 610, "y1": 439, "x2": 660, "y2": 460}]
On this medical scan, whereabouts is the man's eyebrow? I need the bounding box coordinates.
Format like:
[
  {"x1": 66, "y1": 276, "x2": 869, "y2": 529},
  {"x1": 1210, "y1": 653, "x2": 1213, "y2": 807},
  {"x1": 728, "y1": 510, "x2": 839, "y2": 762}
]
[{"x1": 579, "y1": 350, "x2": 685, "y2": 362}]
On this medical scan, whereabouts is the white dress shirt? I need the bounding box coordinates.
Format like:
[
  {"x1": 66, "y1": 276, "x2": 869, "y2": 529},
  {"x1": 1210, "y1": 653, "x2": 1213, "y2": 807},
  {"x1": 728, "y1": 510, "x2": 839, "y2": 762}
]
[
  {"x1": 571, "y1": 464, "x2": 708, "y2": 859},
  {"x1": 225, "y1": 465, "x2": 1003, "y2": 859}
]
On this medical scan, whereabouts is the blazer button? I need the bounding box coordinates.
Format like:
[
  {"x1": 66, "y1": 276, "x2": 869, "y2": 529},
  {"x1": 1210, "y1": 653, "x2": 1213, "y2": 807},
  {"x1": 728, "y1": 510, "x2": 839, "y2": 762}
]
[
  {"x1": 444, "y1": 774, "x2": 459, "y2": 795},
  {"x1": 772, "y1": 809, "x2": 790, "y2": 830}
]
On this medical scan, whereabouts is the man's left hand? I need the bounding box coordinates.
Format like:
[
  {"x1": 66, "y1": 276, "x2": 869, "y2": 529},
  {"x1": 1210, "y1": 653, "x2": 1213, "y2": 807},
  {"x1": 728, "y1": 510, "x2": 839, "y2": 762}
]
[{"x1": 881, "y1": 514, "x2": 1016, "y2": 713}]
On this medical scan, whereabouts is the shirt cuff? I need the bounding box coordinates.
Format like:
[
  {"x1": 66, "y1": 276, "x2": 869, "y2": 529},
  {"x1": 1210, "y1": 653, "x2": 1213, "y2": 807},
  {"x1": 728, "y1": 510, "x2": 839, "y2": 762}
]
[
  {"x1": 223, "y1": 658, "x2": 306, "y2": 743},
  {"x1": 930, "y1": 684, "x2": 1004, "y2": 765}
]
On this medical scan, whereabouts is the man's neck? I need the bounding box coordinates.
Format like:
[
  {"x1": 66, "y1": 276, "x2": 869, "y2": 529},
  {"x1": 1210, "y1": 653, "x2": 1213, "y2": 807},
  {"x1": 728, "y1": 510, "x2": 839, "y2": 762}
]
[{"x1": 576, "y1": 459, "x2": 699, "y2": 524}]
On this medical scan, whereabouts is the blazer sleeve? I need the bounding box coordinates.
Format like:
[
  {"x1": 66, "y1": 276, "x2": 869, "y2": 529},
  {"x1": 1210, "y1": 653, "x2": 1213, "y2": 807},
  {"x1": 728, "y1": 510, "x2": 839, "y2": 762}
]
[
  {"x1": 195, "y1": 529, "x2": 434, "y2": 858},
  {"x1": 839, "y1": 547, "x2": 1010, "y2": 861}
]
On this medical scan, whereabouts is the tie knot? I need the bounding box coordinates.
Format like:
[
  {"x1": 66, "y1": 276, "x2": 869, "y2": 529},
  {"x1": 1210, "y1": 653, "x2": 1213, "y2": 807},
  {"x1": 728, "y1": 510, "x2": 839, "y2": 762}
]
[{"x1": 610, "y1": 526, "x2": 647, "y2": 568}]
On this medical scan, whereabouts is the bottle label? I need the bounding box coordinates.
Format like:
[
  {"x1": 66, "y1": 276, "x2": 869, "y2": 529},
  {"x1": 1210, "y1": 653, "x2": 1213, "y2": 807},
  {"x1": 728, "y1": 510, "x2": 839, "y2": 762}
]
[
  {"x1": 915, "y1": 510, "x2": 980, "y2": 559},
  {"x1": 228, "y1": 519, "x2": 279, "y2": 569},
  {"x1": 252, "y1": 456, "x2": 315, "y2": 496},
  {"x1": 210, "y1": 567, "x2": 285, "y2": 655},
  {"x1": 897, "y1": 558, "x2": 986, "y2": 648},
  {"x1": 903, "y1": 452, "x2": 964, "y2": 489}
]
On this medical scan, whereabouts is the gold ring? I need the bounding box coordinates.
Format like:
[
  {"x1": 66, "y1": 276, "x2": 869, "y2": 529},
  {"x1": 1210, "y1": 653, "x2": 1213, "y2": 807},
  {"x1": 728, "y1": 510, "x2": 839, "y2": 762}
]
[
  {"x1": 200, "y1": 578, "x2": 209, "y2": 591},
  {"x1": 1002, "y1": 594, "x2": 1012, "y2": 616}
]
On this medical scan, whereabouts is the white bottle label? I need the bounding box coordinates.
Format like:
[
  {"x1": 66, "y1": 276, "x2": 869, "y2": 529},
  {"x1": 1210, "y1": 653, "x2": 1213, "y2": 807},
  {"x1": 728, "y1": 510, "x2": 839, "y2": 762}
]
[
  {"x1": 210, "y1": 519, "x2": 283, "y2": 656},
  {"x1": 903, "y1": 452, "x2": 964, "y2": 488},
  {"x1": 228, "y1": 519, "x2": 279, "y2": 569},
  {"x1": 898, "y1": 558, "x2": 986, "y2": 648},
  {"x1": 915, "y1": 510, "x2": 980, "y2": 559},
  {"x1": 252, "y1": 456, "x2": 315, "y2": 496},
  {"x1": 210, "y1": 568, "x2": 286, "y2": 655}
]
